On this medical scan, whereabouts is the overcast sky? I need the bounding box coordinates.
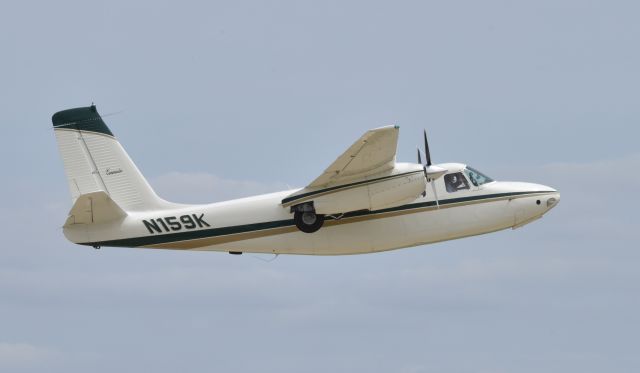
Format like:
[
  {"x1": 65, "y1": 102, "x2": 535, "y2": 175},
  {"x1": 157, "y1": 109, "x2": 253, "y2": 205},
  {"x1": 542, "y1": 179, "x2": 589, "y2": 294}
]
[{"x1": 1, "y1": 1, "x2": 639, "y2": 372}]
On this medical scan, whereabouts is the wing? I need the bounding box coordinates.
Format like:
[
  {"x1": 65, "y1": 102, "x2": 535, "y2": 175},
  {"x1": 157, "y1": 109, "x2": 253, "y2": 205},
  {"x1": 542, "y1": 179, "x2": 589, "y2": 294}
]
[
  {"x1": 308, "y1": 125, "x2": 400, "y2": 188},
  {"x1": 282, "y1": 125, "x2": 426, "y2": 212}
]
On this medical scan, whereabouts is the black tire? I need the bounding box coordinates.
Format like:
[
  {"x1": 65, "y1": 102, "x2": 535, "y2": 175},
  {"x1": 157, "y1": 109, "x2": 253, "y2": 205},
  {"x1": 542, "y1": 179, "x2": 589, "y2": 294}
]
[{"x1": 294, "y1": 211, "x2": 325, "y2": 233}]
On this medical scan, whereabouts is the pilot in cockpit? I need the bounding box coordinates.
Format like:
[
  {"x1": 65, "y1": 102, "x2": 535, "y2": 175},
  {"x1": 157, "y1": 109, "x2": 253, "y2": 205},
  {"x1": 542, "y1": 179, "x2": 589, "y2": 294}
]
[{"x1": 445, "y1": 173, "x2": 470, "y2": 192}]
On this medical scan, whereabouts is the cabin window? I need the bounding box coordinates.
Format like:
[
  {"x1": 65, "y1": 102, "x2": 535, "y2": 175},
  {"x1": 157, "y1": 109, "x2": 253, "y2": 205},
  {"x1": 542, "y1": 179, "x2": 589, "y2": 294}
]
[
  {"x1": 464, "y1": 166, "x2": 494, "y2": 187},
  {"x1": 444, "y1": 172, "x2": 470, "y2": 192}
]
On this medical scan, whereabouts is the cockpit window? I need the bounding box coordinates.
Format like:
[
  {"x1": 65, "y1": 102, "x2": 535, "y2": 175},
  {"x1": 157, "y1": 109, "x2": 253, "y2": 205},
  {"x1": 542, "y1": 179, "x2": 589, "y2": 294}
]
[
  {"x1": 444, "y1": 172, "x2": 470, "y2": 192},
  {"x1": 464, "y1": 166, "x2": 494, "y2": 187}
]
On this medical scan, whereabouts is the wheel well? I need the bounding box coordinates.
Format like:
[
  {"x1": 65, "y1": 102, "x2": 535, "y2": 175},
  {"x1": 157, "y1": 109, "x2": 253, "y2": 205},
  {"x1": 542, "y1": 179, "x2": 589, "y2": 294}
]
[{"x1": 290, "y1": 201, "x2": 315, "y2": 214}]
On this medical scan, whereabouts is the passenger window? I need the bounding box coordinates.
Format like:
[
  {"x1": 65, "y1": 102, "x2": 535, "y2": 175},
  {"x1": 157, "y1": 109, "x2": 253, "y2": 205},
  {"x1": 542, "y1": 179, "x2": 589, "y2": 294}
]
[{"x1": 444, "y1": 172, "x2": 470, "y2": 193}]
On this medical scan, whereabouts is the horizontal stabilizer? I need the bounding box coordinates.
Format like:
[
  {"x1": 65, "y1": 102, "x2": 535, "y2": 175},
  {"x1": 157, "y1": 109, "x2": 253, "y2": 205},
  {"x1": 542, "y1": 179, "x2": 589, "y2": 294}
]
[{"x1": 65, "y1": 191, "x2": 127, "y2": 226}]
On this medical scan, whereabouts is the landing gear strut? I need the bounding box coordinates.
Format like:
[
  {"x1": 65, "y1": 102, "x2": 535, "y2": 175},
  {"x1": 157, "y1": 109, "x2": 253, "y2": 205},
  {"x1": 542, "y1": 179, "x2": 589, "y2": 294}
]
[{"x1": 292, "y1": 203, "x2": 324, "y2": 233}]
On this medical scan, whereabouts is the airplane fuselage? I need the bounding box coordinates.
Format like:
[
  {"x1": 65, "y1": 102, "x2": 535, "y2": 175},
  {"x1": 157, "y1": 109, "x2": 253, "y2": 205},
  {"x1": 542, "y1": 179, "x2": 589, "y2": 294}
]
[
  {"x1": 52, "y1": 106, "x2": 560, "y2": 255},
  {"x1": 63, "y1": 168, "x2": 559, "y2": 255}
]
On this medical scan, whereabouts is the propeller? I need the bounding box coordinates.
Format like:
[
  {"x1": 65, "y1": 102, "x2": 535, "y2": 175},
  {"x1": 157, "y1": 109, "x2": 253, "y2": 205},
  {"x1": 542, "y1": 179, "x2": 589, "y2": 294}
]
[{"x1": 417, "y1": 130, "x2": 447, "y2": 208}]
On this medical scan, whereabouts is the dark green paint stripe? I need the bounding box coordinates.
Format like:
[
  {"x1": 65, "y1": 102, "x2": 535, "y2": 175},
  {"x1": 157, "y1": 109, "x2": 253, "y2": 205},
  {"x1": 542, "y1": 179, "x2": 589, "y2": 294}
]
[
  {"x1": 281, "y1": 171, "x2": 423, "y2": 205},
  {"x1": 52, "y1": 105, "x2": 114, "y2": 137},
  {"x1": 83, "y1": 218, "x2": 295, "y2": 248},
  {"x1": 81, "y1": 190, "x2": 551, "y2": 248}
]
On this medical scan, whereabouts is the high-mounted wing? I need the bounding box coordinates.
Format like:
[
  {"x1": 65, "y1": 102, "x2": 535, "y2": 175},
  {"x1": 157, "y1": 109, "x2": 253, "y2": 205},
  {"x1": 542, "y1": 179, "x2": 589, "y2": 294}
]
[
  {"x1": 308, "y1": 125, "x2": 399, "y2": 188},
  {"x1": 282, "y1": 125, "x2": 427, "y2": 215}
]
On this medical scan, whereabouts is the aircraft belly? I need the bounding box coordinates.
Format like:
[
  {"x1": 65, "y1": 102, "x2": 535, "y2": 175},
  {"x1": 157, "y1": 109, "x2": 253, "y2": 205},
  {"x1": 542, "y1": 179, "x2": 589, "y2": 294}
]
[
  {"x1": 378, "y1": 199, "x2": 514, "y2": 251},
  {"x1": 190, "y1": 200, "x2": 515, "y2": 255}
]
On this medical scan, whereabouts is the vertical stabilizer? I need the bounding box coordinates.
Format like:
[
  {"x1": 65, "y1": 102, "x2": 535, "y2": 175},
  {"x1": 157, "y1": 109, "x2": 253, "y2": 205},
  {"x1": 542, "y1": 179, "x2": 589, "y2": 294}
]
[{"x1": 52, "y1": 105, "x2": 171, "y2": 212}]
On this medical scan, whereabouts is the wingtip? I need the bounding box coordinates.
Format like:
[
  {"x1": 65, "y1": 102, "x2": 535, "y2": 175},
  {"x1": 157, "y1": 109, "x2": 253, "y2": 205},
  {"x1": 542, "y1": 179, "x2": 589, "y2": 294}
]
[{"x1": 370, "y1": 125, "x2": 399, "y2": 132}]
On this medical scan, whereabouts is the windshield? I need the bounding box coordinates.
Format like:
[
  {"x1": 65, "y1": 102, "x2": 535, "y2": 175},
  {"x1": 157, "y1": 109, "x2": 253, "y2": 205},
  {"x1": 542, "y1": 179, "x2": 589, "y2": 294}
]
[{"x1": 464, "y1": 166, "x2": 494, "y2": 187}]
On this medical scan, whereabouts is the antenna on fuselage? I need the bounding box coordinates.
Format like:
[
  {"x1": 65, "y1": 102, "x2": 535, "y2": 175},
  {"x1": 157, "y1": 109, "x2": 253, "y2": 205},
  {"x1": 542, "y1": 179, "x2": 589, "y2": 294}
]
[{"x1": 251, "y1": 253, "x2": 280, "y2": 262}]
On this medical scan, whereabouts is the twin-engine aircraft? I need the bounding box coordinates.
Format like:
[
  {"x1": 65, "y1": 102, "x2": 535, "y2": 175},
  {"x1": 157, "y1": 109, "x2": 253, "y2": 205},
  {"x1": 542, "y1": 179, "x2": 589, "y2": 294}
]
[{"x1": 52, "y1": 105, "x2": 560, "y2": 255}]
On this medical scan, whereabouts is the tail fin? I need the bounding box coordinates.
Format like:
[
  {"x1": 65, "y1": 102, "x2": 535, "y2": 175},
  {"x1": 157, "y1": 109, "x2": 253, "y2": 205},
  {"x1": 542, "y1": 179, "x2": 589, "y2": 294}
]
[{"x1": 52, "y1": 105, "x2": 171, "y2": 216}]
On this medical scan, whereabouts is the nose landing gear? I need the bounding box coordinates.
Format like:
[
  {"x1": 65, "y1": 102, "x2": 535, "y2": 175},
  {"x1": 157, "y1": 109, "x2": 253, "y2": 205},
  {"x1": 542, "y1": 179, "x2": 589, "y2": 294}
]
[{"x1": 291, "y1": 203, "x2": 324, "y2": 233}]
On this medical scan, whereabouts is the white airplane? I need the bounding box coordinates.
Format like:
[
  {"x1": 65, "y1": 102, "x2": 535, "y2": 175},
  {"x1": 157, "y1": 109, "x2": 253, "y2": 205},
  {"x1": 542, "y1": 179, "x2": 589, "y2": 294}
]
[{"x1": 52, "y1": 105, "x2": 560, "y2": 255}]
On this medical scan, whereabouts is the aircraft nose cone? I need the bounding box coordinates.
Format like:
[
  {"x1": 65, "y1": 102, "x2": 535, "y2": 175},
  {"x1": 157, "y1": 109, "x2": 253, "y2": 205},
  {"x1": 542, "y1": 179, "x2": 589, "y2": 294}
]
[
  {"x1": 526, "y1": 183, "x2": 560, "y2": 210},
  {"x1": 509, "y1": 183, "x2": 560, "y2": 229},
  {"x1": 545, "y1": 191, "x2": 560, "y2": 209}
]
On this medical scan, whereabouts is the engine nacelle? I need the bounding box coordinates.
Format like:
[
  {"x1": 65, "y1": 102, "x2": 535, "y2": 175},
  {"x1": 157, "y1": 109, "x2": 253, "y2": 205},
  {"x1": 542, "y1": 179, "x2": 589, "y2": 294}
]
[{"x1": 311, "y1": 171, "x2": 426, "y2": 215}]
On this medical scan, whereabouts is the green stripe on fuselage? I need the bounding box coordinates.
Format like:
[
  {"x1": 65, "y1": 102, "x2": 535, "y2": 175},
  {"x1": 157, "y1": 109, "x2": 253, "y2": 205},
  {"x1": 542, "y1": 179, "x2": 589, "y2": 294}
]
[{"x1": 81, "y1": 191, "x2": 550, "y2": 248}]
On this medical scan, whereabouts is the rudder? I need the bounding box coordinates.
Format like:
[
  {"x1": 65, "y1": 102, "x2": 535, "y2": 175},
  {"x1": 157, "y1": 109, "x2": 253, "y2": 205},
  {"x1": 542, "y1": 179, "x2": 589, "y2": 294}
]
[{"x1": 52, "y1": 105, "x2": 171, "y2": 213}]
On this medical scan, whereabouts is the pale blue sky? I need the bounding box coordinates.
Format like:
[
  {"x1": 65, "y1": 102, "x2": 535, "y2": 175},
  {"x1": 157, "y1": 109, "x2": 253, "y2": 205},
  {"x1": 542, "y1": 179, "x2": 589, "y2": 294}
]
[{"x1": 1, "y1": 1, "x2": 639, "y2": 372}]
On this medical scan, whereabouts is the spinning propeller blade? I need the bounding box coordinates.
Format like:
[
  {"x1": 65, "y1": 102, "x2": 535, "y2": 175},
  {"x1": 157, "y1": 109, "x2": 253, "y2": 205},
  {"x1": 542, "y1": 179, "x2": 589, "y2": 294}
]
[
  {"x1": 424, "y1": 129, "x2": 432, "y2": 167},
  {"x1": 431, "y1": 178, "x2": 440, "y2": 208},
  {"x1": 417, "y1": 129, "x2": 447, "y2": 207}
]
